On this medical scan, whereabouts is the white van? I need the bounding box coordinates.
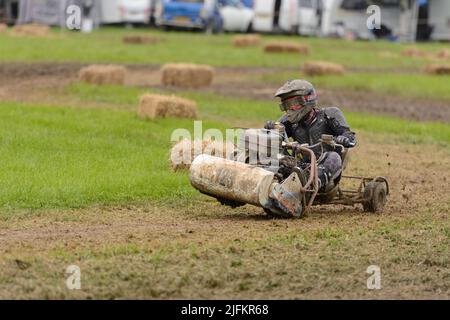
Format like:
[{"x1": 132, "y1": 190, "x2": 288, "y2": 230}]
[
  {"x1": 297, "y1": 0, "x2": 324, "y2": 36},
  {"x1": 220, "y1": 0, "x2": 254, "y2": 32},
  {"x1": 99, "y1": 0, "x2": 122, "y2": 24},
  {"x1": 324, "y1": 0, "x2": 402, "y2": 40},
  {"x1": 252, "y1": 0, "x2": 298, "y2": 33},
  {"x1": 424, "y1": 0, "x2": 450, "y2": 41}
]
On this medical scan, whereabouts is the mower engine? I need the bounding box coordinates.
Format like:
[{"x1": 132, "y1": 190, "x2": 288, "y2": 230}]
[{"x1": 189, "y1": 129, "x2": 318, "y2": 218}]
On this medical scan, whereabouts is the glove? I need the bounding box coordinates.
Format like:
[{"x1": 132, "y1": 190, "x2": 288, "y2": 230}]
[
  {"x1": 280, "y1": 156, "x2": 298, "y2": 168},
  {"x1": 335, "y1": 135, "x2": 350, "y2": 147},
  {"x1": 264, "y1": 120, "x2": 276, "y2": 130}
]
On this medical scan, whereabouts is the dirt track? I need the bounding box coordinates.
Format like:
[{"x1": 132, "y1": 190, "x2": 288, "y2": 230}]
[
  {"x1": 0, "y1": 63, "x2": 449, "y2": 299},
  {"x1": 0, "y1": 133, "x2": 448, "y2": 299},
  {"x1": 0, "y1": 63, "x2": 449, "y2": 123}
]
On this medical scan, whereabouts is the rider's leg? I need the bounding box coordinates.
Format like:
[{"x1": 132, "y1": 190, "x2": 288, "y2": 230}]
[{"x1": 317, "y1": 151, "x2": 342, "y2": 192}]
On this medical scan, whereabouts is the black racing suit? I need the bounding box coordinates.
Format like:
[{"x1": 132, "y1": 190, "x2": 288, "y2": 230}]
[{"x1": 279, "y1": 107, "x2": 356, "y2": 192}]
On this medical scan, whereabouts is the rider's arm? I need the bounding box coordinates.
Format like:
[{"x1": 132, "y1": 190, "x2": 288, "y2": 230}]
[
  {"x1": 278, "y1": 114, "x2": 293, "y2": 138},
  {"x1": 264, "y1": 114, "x2": 293, "y2": 137},
  {"x1": 324, "y1": 107, "x2": 356, "y2": 148}
]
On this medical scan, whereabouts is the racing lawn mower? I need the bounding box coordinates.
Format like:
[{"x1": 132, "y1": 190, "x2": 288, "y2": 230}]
[{"x1": 189, "y1": 127, "x2": 389, "y2": 218}]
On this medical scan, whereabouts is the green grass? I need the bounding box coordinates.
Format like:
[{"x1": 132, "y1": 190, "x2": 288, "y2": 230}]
[
  {"x1": 0, "y1": 27, "x2": 448, "y2": 69},
  {"x1": 67, "y1": 83, "x2": 281, "y2": 121},
  {"x1": 260, "y1": 71, "x2": 450, "y2": 101},
  {"x1": 68, "y1": 83, "x2": 450, "y2": 145},
  {"x1": 1, "y1": 83, "x2": 448, "y2": 210},
  {"x1": 0, "y1": 102, "x2": 226, "y2": 209}
]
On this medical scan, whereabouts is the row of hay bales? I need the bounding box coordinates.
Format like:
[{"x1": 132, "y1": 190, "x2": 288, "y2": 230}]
[
  {"x1": 301, "y1": 59, "x2": 450, "y2": 75},
  {"x1": 232, "y1": 35, "x2": 311, "y2": 55},
  {"x1": 231, "y1": 36, "x2": 348, "y2": 76},
  {"x1": 401, "y1": 47, "x2": 450, "y2": 75},
  {"x1": 77, "y1": 63, "x2": 216, "y2": 171},
  {"x1": 231, "y1": 36, "x2": 450, "y2": 75},
  {"x1": 77, "y1": 63, "x2": 209, "y2": 119},
  {"x1": 0, "y1": 23, "x2": 51, "y2": 36},
  {"x1": 78, "y1": 63, "x2": 215, "y2": 88},
  {"x1": 122, "y1": 33, "x2": 312, "y2": 56},
  {"x1": 402, "y1": 47, "x2": 450, "y2": 60}
]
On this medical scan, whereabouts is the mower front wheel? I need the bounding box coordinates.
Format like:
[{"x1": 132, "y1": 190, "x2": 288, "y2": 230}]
[
  {"x1": 264, "y1": 204, "x2": 305, "y2": 219},
  {"x1": 363, "y1": 181, "x2": 387, "y2": 213},
  {"x1": 264, "y1": 208, "x2": 291, "y2": 219}
]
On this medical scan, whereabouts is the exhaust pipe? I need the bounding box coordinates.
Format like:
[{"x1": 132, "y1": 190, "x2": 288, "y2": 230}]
[{"x1": 189, "y1": 154, "x2": 275, "y2": 208}]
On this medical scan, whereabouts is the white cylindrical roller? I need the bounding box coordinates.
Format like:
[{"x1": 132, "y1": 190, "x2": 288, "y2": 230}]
[{"x1": 189, "y1": 154, "x2": 275, "y2": 207}]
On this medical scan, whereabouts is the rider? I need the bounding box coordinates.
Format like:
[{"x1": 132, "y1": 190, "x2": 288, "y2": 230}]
[{"x1": 265, "y1": 79, "x2": 356, "y2": 192}]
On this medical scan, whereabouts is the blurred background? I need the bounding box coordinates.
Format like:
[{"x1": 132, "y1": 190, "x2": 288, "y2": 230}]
[
  {"x1": 0, "y1": 0, "x2": 449, "y2": 300},
  {"x1": 1, "y1": 0, "x2": 449, "y2": 42}
]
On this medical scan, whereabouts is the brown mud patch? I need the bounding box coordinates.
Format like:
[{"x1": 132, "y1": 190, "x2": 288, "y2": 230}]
[
  {"x1": 0, "y1": 134, "x2": 448, "y2": 299},
  {"x1": 0, "y1": 63, "x2": 449, "y2": 123}
]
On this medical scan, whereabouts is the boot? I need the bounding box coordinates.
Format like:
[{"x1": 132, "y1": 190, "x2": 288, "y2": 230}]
[{"x1": 317, "y1": 166, "x2": 332, "y2": 192}]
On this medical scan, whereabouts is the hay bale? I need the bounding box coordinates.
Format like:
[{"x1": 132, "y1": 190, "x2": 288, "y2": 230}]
[
  {"x1": 0, "y1": 23, "x2": 8, "y2": 32},
  {"x1": 303, "y1": 61, "x2": 345, "y2": 76},
  {"x1": 436, "y1": 48, "x2": 450, "y2": 60},
  {"x1": 424, "y1": 64, "x2": 450, "y2": 75},
  {"x1": 401, "y1": 47, "x2": 429, "y2": 58},
  {"x1": 264, "y1": 41, "x2": 310, "y2": 55},
  {"x1": 13, "y1": 24, "x2": 50, "y2": 37},
  {"x1": 161, "y1": 63, "x2": 215, "y2": 88},
  {"x1": 78, "y1": 65, "x2": 127, "y2": 85},
  {"x1": 170, "y1": 139, "x2": 236, "y2": 171},
  {"x1": 138, "y1": 94, "x2": 198, "y2": 120},
  {"x1": 232, "y1": 35, "x2": 261, "y2": 47},
  {"x1": 123, "y1": 35, "x2": 160, "y2": 45}
]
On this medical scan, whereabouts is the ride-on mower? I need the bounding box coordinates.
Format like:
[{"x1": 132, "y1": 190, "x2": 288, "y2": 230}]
[{"x1": 189, "y1": 128, "x2": 389, "y2": 218}]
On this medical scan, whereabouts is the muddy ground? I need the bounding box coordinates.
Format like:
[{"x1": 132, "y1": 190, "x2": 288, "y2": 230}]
[
  {"x1": 0, "y1": 133, "x2": 449, "y2": 299},
  {"x1": 0, "y1": 63, "x2": 449, "y2": 299},
  {"x1": 0, "y1": 63, "x2": 449, "y2": 123}
]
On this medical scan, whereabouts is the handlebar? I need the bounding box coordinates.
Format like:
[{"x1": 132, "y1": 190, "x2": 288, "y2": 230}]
[{"x1": 282, "y1": 139, "x2": 345, "y2": 154}]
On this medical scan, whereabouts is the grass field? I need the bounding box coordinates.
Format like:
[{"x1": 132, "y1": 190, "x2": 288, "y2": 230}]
[
  {"x1": 0, "y1": 28, "x2": 449, "y2": 299},
  {"x1": 0, "y1": 27, "x2": 448, "y2": 69},
  {"x1": 260, "y1": 72, "x2": 450, "y2": 101},
  {"x1": 0, "y1": 94, "x2": 448, "y2": 210}
]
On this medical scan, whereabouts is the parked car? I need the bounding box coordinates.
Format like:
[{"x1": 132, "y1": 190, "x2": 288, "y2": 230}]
[
  {"x1": 120, "y1": 0, "x2": 152, "y2": 24},
  {"x1": 219, "y1": 0, "x2": 254, "y2": 32},
  {"x1": 155, "y1": 0, "x2": 223, "y2": 33},
  {"x1": 100, "y1": 0, "x2": 153, "y2": 25}
]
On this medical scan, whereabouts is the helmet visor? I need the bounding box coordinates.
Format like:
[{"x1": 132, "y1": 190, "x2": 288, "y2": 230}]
[
  {"x1": 279, "y1": 96, "x2": 305, "y2": 112},
  {"x1": 279, "y1": 92, "x2": 316, "y2": 112}
]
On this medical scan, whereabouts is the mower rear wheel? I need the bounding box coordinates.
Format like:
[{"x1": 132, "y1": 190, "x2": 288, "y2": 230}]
[{"x1": 363, "y1": 181, "x2": 387, "y2": 213}]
